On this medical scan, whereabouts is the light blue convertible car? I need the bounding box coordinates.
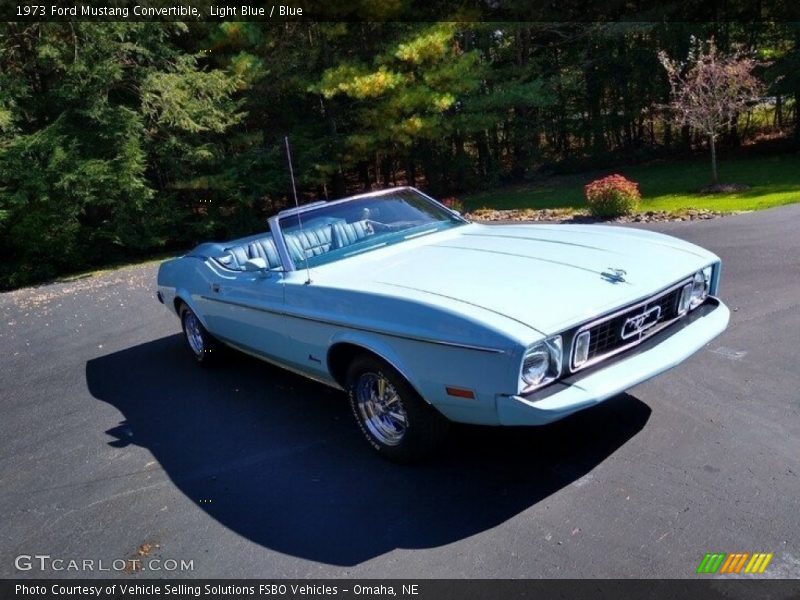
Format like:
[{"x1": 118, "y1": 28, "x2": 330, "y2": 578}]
[{"x1": 157, "y1": 187, "x2": 729, "y2": 461}]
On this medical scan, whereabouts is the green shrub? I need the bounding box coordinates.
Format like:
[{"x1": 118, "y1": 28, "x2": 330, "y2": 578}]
[{"x1": 584, "y1": 174, "x2": 641, "y2": 217}]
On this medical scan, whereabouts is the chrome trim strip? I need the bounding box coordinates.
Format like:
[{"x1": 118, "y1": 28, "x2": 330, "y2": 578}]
[
  {"x1": 280, "y1": 186, "x2": 413, "y2": 219},
  {"x1": 569, "y1": 277, "x2": 693, "y2": 373},
  {"x1": 199, "y1": 295, "x2": 508, "y2": 354},
  {"x1": 277, "y1": 200, "x2": 327, "y2": 216}
]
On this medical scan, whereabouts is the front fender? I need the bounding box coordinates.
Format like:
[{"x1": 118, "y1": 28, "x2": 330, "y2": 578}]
[
  {"x1": 328, "y1": 330, "x2": 425, "y2": 401},
  {"x1": 327, "y1": 329, "x2": 518, "y2": 425}
]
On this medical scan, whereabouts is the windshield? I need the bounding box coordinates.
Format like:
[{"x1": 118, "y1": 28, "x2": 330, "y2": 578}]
[{"x1": 277, "y1": 188, "x2": 466, "y2": 268}]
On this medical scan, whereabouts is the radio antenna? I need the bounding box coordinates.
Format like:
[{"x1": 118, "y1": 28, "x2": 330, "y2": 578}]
[{"x1": 285, "y1": 136, "x2": 312, "y2": 284}]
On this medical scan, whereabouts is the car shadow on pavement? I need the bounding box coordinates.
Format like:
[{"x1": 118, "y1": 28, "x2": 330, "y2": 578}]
[{"x1": 86, "y1": 334, "x2": 651, "y2": 566}]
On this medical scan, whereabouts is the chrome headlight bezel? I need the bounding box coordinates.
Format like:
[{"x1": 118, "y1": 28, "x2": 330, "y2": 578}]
[{"x1": 519, "y1": 335, "x2": 563, "y2": 393}]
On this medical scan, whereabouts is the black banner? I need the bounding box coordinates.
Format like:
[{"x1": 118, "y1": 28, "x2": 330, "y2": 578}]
[
  {"x1": 3, "y1": 580, "x2": 800, "y2": 600},
  {"x1": 3, "y1": 0, "x2": 800, "y2": 22}
]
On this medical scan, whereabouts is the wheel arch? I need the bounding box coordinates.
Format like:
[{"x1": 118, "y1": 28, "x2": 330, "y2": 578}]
[
  {"x1": 173, "y1": 291, "x2": 211, "y2": 329},
  {"x1": 326, "y1": 334, "x2": 430, "y2": 405}
]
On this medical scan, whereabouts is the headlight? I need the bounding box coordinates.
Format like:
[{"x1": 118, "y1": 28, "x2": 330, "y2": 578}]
[
  {"x1": 679, "y1": 266, "x2": 712, "y2": 313},
  {"x1": 520, "y1": 335, "x2": 562, "y2": 392},
  {"x1": 687, "y1": 266, "x2": 712, "y2": 310}
]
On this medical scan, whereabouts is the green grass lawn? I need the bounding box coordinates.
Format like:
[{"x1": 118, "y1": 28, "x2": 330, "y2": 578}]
[{"x1": 462, "y1": 153, "x2": 800, "y2": 214}]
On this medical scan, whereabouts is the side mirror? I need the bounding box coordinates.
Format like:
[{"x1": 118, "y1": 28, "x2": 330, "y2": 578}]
[{"x1": 243, "y1": 257, "x2": 270, "y2": 277}]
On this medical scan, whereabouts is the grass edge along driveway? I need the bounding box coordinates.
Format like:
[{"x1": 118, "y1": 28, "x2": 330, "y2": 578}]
[{"x1": 462, "y1": 153, "x2": 800, "y2": 215}]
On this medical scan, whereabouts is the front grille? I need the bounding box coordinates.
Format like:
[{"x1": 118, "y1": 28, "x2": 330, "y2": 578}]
[{"x1": 571, "y1": 280, "x2": 688, "y2": 371}]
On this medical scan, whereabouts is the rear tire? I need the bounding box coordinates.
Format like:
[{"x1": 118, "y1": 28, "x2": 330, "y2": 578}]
[
  {"x1": 346, "y1": 354, "x2": 449, "y2": 463},
  {"x1": 179, "y1": 304, "x2": 223, "y2": 366}
]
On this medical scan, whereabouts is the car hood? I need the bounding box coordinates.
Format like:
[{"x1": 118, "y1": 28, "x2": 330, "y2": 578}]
[{"x1": 323, "y1": 223, "x2": 718, "y2": 335}]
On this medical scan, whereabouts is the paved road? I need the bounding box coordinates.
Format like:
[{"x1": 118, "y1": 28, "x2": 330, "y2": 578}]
[{"x1": 1, "y1": 205, "x2": 798, "y2": 579}]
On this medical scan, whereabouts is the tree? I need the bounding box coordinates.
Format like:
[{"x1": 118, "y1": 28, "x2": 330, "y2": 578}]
[
  {"x1": 763, "y1": 23, "x2": 800, "y2": 145},
  {"x1": 313, "y1": 23, "x2": 484, "y2": 193},
  {"x1": 659, "y1": 37, "x2": 763, "y2": 184},
  {"x1": 0, "y1": 23, "x2": 242, "y2": 288},
  {"x1": 0, "y1": 21, "x2": 794, "y2": 289}
]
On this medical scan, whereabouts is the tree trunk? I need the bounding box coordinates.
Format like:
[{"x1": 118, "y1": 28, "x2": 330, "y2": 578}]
[
  {"x1": 586, "y1": 65, "x2": 606, "y2": 157},
  {"x1": 795, "y1": 91, "x2": 800, "y2": 144},
  {"x1": 511, "y1": 107, "x2": 529, "y2": 180},
  {"x1": 727, "y1": 115, "x2": 740, "y2": 147},
  {"x1": 358, "y1": 161, "x2": 371, "y2": 191},
  {"x1": 331, "y1": 169, "x2": 346, "y2": 198},
  {"x1": 419, "y1": 141, "x2": 436, "y2": 193},
  {"x1": 709, "y1": 135, "x2": 718, "y2": 184},
  {"x1": 406, "y1": 156, "x2": 416, "y2": 186},
  {"x1": 490, "y1": 125, "x2": 501, "y2": 169},
  {"x1": 795, "y1": 25, "x2": 800, "y2": 145},
  {"x1": 681, "y1": 125, "x2": 692, "y2": 151},
  {"x1": 476, "y1": 130, "x2": 491, "y2": 178},
  {"x1": 380, "y1": 155, "x2": 391, "y2": 187},
  {"x1": 453, "y1": 130, "x2": 467, "y2": 192}
]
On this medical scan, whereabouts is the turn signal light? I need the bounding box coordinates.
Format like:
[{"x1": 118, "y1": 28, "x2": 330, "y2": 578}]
[{"x1": 573, "y1": 330, "x2": 591, "y2": 368}]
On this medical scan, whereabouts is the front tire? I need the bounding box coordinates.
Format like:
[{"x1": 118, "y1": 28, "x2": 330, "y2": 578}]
[
  {"x1": 346, "y1": 354, "x2": 449, "y2": 463},
  {"x1": 179, "y1": 304, "x2": 222, "y2": 366}
]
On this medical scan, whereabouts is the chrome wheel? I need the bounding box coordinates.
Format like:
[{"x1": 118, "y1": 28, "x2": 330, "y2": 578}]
[
  {"x1": 354, "y1": 372, "x2": 408, "y2": 446},
  {"x1": 347, "y1": 354, "x2": 449, "y2": 462},
  {"x1": 184, "y1": 311, "x2": 204, "y2": 357}
]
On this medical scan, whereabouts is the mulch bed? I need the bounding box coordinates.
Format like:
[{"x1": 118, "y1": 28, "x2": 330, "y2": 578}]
[{"x1": 465, "y1": 207, "x2": 748, "y2": 224}]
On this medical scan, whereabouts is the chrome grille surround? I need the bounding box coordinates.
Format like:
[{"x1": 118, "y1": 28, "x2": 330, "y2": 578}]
[{"x1": 569, "y1": 277, "x2": 693, "y2": 373}]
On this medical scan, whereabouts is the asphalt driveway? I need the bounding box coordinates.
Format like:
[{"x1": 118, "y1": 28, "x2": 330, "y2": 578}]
[{"x1": 1, "y1": 204, "x2": 798, "y2": 578}]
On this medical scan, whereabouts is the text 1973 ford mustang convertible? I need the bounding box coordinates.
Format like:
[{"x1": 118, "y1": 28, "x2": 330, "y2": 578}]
[{"x1": 157, "y1": 187, "x2": 729, "y2": 461}]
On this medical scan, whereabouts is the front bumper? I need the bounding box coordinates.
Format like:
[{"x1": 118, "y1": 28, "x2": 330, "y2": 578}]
[{"x1": 496, "y1": 298, "x2": 730, "y2": 426}]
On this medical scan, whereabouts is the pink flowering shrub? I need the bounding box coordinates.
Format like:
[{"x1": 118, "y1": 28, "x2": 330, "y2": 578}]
[{"x1": 584, "y1": 174, "x2": 641, "y2": 217}]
